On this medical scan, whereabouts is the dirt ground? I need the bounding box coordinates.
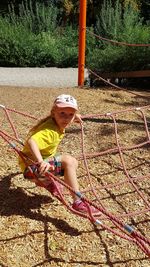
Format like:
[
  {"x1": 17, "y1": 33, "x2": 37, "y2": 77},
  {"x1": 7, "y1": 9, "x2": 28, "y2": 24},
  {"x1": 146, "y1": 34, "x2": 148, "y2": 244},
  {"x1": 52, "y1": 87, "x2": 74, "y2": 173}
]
[{"x1": 0, "y1": 85, "x2": 150, "y2": 267}]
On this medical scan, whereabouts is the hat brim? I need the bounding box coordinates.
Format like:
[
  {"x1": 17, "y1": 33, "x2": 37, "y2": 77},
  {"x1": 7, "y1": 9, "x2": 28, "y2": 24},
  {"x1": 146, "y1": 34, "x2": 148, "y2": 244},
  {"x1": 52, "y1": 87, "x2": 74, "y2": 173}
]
[{"x1": 55, "y1": 103, "x2": 78, "y2": 110}]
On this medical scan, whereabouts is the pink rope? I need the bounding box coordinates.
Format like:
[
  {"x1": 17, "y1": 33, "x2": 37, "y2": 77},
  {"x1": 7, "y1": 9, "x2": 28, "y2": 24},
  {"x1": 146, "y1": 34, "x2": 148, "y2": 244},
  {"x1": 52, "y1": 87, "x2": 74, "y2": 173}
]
[
  {"x1": 80, "y1": 121, "x2": 106, "y2": 210},
  {"x1": 0, "y1": 129, "x2": 23, "y2": 145},
  {"x1": 79, "y1": 115, "x2": 150, "y2": 254},
  {"x1": 82, "y1": 174, "x2": 150, "y2": 192},
  {"x1": 88, "y1": 68, "x2": 150, "y2": 99},
  {"x1": 111, "y1": 114, "x2": 150, "y2": 208},
  {"x1": 5, "y1": 106, "x2": 37, "y2": 120},
  {"x1": 3, "y1": 108, "x2": 20, "y2": 140},
  {"x1": 0, "y1": 105, "x2": 150, "y2": 256},
  {"x1": 138, "y1": 109, "x2": 150, "y2": 140},
  {"x1": 0, "y1": 105, "x2": 37, "y2": 144},
  {"x1": 82, "y1": 105, "x2": 150, "y2": 118},
  {"x1": 86, "y1": 29, "x2": 150, "y2": 47}
]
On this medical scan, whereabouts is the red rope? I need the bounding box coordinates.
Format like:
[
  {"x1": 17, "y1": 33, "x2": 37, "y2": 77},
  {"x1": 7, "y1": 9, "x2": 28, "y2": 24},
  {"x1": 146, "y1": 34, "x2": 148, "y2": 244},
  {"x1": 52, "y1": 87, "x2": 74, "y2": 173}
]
[
  {"x1": 111, "y1": 114, "x2": 150, "y2": 208},
  {"x1": 79, "y1": 113, "x2": 150, "y2": 255},
  {"x1": 86, "y1": 29, "x2": 150, "y2": 47},
  {"x1": 0, "y1": 105, "x2": 150, "y2": 256},
  {"x1": 88, "y1": 68, "x2": 150, "y2": 99},
  {"x1": 4, "y1": 106, "x2": 37, "y2": 120}
]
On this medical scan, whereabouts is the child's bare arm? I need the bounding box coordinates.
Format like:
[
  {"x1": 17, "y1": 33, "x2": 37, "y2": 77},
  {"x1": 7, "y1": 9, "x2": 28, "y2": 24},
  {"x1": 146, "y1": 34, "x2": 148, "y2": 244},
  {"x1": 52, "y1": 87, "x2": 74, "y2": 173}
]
[
  {"x1": 27, "y1": 138, "x2": 54, "y2": 175},
  {"x1": 27, "y1": 137, "x2": 43, "y2": 163}
]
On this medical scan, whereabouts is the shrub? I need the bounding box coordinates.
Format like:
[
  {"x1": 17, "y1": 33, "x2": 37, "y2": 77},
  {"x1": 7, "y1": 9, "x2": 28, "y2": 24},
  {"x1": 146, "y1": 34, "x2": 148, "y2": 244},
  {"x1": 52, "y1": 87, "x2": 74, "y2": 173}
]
[
  {"x1": 0, "y1": 1, "x2": 79, "y2": 67},
  {"x1": 87, "y1": 0, "x2": 150, "y2": 72}
]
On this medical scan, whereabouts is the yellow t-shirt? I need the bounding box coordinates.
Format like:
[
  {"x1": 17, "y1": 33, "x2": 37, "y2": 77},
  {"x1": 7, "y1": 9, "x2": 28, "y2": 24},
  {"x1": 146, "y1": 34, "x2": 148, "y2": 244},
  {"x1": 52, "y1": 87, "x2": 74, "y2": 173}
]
[{"x1": 18, "y1": 118, "x2": 64, "y2": 172}]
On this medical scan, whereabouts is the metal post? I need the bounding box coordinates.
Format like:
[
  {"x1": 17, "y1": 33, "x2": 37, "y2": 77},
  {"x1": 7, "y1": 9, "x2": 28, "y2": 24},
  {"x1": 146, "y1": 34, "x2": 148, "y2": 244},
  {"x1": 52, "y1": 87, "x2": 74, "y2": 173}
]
[{"x1": 78, "y1": 0, "x2": 87, "y2": 86}]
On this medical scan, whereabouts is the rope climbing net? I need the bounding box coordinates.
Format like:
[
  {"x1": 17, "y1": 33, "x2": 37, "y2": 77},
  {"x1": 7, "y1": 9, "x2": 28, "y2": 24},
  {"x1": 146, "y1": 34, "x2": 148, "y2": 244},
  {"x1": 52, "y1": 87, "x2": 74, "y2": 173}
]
[{"x1": 0, "y1": 104, "x2": 150, "y2": 257}]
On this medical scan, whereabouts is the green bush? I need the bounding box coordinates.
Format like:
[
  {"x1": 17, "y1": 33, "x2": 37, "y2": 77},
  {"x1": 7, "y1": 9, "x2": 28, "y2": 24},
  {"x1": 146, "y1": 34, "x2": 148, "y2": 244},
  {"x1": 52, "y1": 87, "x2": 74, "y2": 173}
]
[
  {"x1": 0, "y1": 0, "x2": 149, "y2": 70},
  {"x1": 0, "y1": 0, "x2": 79, "y2": 67},
  {"x1": 7, "y1": 0, "x2": 58, "y2": 34},
  {"x1": 0, "y1": 18, "x2": 56, "y2": 66},
  {"x1": 56, "y1": 26, "x2": 78, "y2": 67},
  {"x1": 87, "y1": 0, "x2": 150, "y2": 72}
]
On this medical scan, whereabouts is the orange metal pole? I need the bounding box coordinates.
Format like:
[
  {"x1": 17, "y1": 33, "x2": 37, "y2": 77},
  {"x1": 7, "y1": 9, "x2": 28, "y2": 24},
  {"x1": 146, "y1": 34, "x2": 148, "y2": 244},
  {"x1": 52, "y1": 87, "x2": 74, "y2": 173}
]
[{"x1": 78, "y1": 0, "x2": 87, "y2": 86}]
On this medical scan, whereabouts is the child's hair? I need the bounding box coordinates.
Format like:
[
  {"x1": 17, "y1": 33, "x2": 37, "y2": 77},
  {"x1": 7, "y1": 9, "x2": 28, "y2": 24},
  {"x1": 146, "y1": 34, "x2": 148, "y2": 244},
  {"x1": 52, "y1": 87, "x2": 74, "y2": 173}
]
[{"x1": 29, "y1": 105, "x2": 56, "y2": 134}]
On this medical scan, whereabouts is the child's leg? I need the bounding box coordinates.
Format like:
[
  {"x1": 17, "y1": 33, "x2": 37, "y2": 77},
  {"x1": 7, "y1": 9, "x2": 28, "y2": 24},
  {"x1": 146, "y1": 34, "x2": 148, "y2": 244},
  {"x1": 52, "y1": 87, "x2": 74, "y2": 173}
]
[
  {"x1": 24, "y1": 158, "x2": 100, "y2": 214},
  {"x1": 60, "y1": 154, "x2": 101, "y2": 214},
  {"x1": 23, "y1": 163, "x2": 63, "y2": 197},
  {"x1": 60, "y1": 154, "x2": 80, "y2": 200},
  {"x1": 23, "y1": 155, "x2": 79, "y2": 198}
]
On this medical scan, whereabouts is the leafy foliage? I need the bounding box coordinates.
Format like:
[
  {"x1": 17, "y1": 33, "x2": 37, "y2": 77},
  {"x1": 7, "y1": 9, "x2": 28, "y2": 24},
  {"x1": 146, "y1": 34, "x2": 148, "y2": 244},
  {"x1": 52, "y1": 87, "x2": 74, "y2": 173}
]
[
  {"x1": 0, "y1": 1, "x2": 78, "y2": 67},
  {"x1": 87, "y1": 0, "x2": 150, "y2": 72},
  {"x1": 0, "y1": 0, "x2": 149, "y2": 71}
]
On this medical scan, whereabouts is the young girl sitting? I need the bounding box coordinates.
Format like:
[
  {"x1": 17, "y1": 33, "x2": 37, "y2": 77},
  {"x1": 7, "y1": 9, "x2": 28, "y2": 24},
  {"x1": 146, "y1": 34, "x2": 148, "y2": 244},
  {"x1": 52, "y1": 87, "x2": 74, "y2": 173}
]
[{"x1": 18, "y1": 94, "x2": 99, "y2": 214}]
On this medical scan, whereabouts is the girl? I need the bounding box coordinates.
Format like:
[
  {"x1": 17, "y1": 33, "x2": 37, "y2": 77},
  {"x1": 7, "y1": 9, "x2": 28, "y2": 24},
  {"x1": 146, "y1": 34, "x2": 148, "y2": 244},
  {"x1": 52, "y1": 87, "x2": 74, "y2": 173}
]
[{"x1": 19, "y1": 94, "x2": 99, "y2": 214}]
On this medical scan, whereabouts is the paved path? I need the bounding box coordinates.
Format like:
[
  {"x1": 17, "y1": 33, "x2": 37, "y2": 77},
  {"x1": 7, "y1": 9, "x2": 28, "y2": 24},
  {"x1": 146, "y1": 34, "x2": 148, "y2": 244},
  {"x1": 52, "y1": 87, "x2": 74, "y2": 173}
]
[{"x1": 0, "y1": 67, "x2": 88, "y2": 88}]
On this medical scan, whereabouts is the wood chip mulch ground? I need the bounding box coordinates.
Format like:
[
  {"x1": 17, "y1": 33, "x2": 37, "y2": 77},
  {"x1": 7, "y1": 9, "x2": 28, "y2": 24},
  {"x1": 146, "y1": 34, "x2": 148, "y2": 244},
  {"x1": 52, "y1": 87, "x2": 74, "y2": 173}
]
[{"x1": 0, "y1": 85, "x2": 150, "y2": 267}]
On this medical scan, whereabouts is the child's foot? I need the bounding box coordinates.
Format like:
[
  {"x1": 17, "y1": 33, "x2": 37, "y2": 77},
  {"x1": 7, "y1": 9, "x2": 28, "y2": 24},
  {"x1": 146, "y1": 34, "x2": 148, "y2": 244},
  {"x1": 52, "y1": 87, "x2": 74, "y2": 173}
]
[
  {"x1": 46, "y1": 180, "x2": 63, "y2": 198},
  {"x1": 72, "y1": 200, "x2": 101, "y2": 215}
]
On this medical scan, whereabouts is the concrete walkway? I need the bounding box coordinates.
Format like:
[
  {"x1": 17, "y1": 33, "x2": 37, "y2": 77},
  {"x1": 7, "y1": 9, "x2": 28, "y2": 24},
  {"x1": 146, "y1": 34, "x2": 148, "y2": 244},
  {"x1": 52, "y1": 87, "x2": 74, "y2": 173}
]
[{"x1": 0, "y1": 67, "x2": 88, "y2": 88}]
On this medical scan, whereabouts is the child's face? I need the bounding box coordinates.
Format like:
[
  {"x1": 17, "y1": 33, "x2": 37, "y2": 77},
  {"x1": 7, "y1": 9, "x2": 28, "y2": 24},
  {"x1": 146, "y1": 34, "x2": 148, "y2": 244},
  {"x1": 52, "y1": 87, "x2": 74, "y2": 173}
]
[{"x1": 54, "y1": 107, "x2": 76, "y2": 130}]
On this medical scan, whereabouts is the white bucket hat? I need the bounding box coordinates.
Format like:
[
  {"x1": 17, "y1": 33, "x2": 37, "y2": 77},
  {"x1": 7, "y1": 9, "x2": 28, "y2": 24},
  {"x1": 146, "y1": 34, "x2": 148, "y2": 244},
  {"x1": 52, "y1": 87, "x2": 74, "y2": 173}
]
[{"x1": 54, "y1": 94, "x2": 78, "y2": 110}]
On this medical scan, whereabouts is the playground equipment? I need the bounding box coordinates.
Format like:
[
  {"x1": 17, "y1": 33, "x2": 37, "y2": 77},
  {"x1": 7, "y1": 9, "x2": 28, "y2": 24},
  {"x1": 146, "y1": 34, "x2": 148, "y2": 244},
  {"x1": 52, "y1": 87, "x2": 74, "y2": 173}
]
[
  {"x1": 78, "y1": 0, "x2": 87, "y2": 86},
  {"x1": 0, "y1": 103, "x2": 150, "y2": 257}
]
